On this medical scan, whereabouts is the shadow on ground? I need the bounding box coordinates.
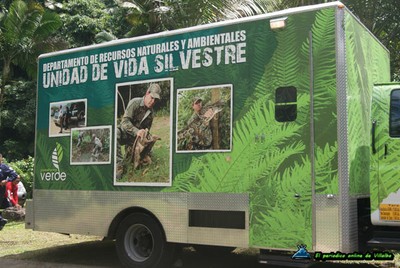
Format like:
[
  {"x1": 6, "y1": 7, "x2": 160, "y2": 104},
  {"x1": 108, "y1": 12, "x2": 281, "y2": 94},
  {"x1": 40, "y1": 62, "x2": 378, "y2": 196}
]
[
  {"x1": 1, "y1": 240, "x2": 381, "y2": 268},
  {"x1": 2, "y1": 240, "x2": 119, "y2": 267}
]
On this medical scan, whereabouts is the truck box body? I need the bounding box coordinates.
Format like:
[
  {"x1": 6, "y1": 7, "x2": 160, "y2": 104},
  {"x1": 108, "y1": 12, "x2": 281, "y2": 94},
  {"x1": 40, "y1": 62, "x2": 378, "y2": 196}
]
[{"x1": 27, "y1": 1, "x2": 393, "y2": 258}]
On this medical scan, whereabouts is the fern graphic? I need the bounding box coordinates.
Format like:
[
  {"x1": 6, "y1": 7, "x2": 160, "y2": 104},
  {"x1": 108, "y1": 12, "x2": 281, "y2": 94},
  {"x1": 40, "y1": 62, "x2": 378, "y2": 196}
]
[{"x1": 345, "y1": 12, "x2": 391, "y2": 196}]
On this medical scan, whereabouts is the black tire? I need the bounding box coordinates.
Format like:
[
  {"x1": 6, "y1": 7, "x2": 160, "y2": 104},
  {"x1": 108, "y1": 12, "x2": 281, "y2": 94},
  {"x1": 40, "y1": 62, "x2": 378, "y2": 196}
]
[{"x1": 116, "y1": 213, "x2": 175, "y2": 268}]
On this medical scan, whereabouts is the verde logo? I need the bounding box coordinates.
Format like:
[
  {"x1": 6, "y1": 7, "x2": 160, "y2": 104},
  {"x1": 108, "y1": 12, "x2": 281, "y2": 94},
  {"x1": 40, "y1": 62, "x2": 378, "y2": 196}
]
[{"x1": 40, "y1": 142, "x2": 67, "y2": 181}]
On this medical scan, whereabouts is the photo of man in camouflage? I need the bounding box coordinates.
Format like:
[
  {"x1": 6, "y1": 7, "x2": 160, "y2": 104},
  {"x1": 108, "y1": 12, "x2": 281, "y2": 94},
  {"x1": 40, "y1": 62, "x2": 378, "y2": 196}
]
[
  {"x1": 177, "y1": 85, "x2": 232, "y2": 152},
  {"x1": 179, "y1": 97, "x2": 214, "y2": 150},
  {"x1": 116, "y1": 83, "x2": 162, "y2": 179}
]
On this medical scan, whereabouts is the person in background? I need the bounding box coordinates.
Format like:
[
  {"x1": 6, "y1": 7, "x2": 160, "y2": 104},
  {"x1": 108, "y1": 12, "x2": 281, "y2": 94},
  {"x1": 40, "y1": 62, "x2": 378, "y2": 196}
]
[
  {"x1": 1, "y1": 176, "x2": 21, "y2": 209},
  {"x1": 179, "y1": 97, "x2": 213, "y2": 150},
  {"x1": 92, "y1": 134, "x2": 103, "y2": 157},
  {"x1": 77, "y1": 131, "x2": 84, "y2": 147},
  {"x1": 0, "y1": 153, "x2": 19, "y2": 230},
  {"x1": 58, "y1": 105, "x2": 64, "y2": 133}
]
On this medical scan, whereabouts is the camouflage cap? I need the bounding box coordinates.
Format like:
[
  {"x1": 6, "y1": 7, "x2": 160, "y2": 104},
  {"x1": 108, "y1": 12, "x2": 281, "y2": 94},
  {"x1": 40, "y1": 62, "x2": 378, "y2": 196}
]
[
  {"x1": 193, "y1": 97, "x2": 202, "y2": 104},
  {"x1": 148, "y1": 84, "x2": 161, "y2": 99}
]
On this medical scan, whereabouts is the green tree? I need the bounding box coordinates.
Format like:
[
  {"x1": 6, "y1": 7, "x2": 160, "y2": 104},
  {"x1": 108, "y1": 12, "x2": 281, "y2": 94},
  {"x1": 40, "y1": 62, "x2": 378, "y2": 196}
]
[
  {"x1": 344, "y1": 0, "x2": 400, "y2": 80},
  {"x1": 56, "y1": 0, "x2": 113, "y2": 47},
  {"x1": 0, "y1": 0, "x2": 62, "y2": 84},
  {"x1": 0, "y1": 0, "x2": 63, "y2": 159},
  {"x1": 120, "y1": 0, "x2": 275, "y2": 36},
  {"x1": 1, "y1": 81, "x2": 36, "y2": 159},
  {"x1": 161, "y1": 0, "x2": 259, "y2": 29},
  {"x1": 277, "y1": 0, "x2": 327, "y2": 6},
  {"x1": 116, "y1": 0, "x2": 167, "y2": 37}
]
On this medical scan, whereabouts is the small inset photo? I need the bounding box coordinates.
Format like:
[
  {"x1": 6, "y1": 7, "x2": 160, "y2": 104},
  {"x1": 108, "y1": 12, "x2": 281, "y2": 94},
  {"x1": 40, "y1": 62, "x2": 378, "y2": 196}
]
[
  {"x1": 70, "y1": 126, "x2": 112, "y2": 165},
  {"x1": 49, "y1": 99, "x2": 87, "y2": 137},
  {"x1": 177, "y1": 84, "x2": 233, "y2": 153}
]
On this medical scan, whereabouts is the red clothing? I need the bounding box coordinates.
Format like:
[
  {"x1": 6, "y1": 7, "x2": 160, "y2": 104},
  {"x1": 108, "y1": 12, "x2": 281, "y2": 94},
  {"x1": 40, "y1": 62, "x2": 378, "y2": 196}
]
[{"x1": 5, "y1": 181, "x2": 18, "y2": 206}]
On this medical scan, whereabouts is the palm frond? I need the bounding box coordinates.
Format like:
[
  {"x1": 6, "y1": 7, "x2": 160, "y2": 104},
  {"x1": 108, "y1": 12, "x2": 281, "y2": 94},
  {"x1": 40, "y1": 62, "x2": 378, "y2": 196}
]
[
  {"x1": 95, "y1": 31, "x2": 117, "y2": 44},
  {"x1": 33, "y1": 10, "x2": 62, "y2": 41}
]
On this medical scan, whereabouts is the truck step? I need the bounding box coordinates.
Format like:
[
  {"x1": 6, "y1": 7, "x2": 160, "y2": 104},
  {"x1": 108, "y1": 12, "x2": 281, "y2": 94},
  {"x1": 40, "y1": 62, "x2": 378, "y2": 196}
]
[
  {"x1": 368, "y1": 237, "x2": 400, "y2": 250},
  {"x1": 368, "y1": 228, "x2": 400, "y2": 250}
]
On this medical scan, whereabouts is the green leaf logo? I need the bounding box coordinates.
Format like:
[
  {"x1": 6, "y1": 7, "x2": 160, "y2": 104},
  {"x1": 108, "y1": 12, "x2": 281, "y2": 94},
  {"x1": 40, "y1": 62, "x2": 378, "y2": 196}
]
[{"x1": 52, "y1": 142, "x2": 63, "y2": 171}]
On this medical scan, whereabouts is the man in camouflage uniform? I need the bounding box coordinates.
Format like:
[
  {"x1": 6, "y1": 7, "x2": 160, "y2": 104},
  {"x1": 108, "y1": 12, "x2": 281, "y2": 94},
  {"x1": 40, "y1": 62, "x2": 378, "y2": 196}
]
[
  {"x1": 179, "y1": 97, "x2": 213, "y2": 150},
  {"x1": 92, "y1": 134, "x2": 103, "y2": 157},
  {"x1": 116, "y1": 84, "x2": 161, "y2": 178}
]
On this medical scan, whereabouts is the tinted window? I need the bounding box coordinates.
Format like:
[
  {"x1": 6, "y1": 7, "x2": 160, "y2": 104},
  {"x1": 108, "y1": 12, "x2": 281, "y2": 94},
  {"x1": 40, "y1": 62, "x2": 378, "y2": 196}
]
[
  {"x1": 275, "y1": 86, "x2": 297, "y2": 122},
  {"x1": 390, "y1": 89, "x2": 400, "y2": 137}
]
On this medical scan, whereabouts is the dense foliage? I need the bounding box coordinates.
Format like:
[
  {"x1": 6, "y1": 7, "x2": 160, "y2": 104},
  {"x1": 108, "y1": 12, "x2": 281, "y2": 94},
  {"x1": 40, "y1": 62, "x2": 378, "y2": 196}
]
[{"x1": 0, "y1": 0, "x2": 399, "y2": 161}]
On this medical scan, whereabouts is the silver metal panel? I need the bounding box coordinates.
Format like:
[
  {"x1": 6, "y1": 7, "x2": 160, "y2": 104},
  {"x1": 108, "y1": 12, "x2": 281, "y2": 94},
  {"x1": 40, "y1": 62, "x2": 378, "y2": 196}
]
[
  {"x1": 315, "y1": 196, "x2": 359, "y2": 251},
  {"x1": 32, "y1": 190, "x2": 188, "y2": 242},
  {"x1": 25, "y1": 200, "x2": 34, "y2": 229},
  {"x1": 315, "y1": 194, "x2": 340, "y2": 251},
  {"x1": 188, "y1": 227, "x2": 248, "y2": 247},
  {"x1": 187, "y1": 193, "x2": 249, "y2": 247},
  {"x1": 335, "y1": 7, "x2": 357, "y2": 252},
  {"x1": 309, "y1": 30, "x2": 317, "y2": 251},
  {"x1": 31, "y1": 190, "x2": 249, "y2": 247}
]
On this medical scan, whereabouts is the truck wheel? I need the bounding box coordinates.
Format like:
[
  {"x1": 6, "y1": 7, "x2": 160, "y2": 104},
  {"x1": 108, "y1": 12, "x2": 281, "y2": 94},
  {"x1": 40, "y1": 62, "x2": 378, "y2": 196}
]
[{"x1": 116, "y1": 213, "x2": 174, "y2": 268}]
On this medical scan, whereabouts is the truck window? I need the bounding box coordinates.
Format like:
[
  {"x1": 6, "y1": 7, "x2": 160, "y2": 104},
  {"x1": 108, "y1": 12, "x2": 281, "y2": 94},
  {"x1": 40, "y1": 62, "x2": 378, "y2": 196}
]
[
  {"x1": 390, "y1": 89, "x2": 400, "y2": 137},
  {"x1": 275, "y1": 86, "x2": 297, "y2": 122}
]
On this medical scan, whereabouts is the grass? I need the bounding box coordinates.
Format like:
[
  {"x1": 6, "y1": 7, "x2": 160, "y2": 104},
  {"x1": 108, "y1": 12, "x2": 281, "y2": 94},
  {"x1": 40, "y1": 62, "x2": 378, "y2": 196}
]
[
  {"x1": 0, "y1": 221, "x2": 122, "y2": 267},
  {"x1": 0, "y1": 221, "x2": 101, "y2": 258}
]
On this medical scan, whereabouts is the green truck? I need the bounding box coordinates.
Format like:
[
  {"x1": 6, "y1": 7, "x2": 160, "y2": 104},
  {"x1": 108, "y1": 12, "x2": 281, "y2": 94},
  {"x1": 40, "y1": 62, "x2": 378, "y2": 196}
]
[{"x1": 26, "y1": 1, "x2": 400, "y2": 267}]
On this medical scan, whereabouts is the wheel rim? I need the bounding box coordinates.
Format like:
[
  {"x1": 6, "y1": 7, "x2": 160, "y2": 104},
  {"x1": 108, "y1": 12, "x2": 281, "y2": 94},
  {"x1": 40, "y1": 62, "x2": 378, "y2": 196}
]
[{"x1": 124, "y1": 223, "x2": 154, "y2": 262}]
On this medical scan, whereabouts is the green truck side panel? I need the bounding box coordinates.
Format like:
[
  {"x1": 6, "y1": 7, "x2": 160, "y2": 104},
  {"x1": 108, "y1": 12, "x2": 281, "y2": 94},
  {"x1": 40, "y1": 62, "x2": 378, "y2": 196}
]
[
  {"x1": 345, "y1": 11, "x2": 390, "y2": 196},
  {"x1": 168, "y1": 9, "x2": 338, "y2": 249},
  {"x1": 36, "y1": 10, "x2": 321, "y2": 249},
  {"x1": 371, "y1": 83, "x2": 400, "y2": 213},
  {"x1": 34, "y1": 4, "x2": 390, "y2": 251},
  {"x1": 312, "y1": 8, "x2": 339, "y2": 195}
]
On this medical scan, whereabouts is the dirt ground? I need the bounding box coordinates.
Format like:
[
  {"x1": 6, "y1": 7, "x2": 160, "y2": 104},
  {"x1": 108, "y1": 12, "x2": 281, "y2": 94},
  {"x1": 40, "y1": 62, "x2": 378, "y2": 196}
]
[
  {"x1": 0, "y1": 222, "x2": 388, "y2": 268},
  {"x1": 49, "y1": 116, "x2": 70, "y2": 135},
  {"x1": 0, "y1": 222, "x2": 264, "y2": 268},
  {"x1": 49, "y1": 116, "x2": 85, "y2": 136}
]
